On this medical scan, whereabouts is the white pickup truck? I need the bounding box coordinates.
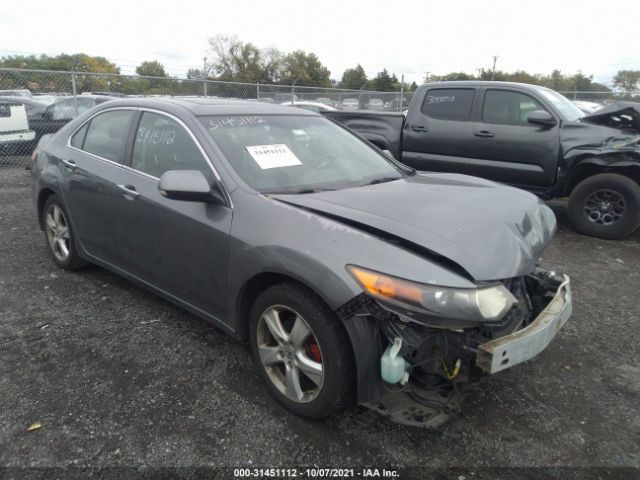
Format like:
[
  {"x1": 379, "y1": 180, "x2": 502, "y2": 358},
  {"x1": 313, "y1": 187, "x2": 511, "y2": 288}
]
[{"x1": 0, "y1": 100, "x2": 36, "y2": 155}]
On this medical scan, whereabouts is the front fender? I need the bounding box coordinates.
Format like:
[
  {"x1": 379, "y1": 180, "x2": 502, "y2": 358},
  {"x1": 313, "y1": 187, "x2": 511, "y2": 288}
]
[
  {"x1": 226, "y1": 243, "x2": 361, "y2": 326},
  {"x1": 558, "y1": 148, "x2": 640, "y2": 195}
]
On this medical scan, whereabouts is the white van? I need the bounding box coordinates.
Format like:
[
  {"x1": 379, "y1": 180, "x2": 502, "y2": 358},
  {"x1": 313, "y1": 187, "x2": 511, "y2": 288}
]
[{"x1": 0, "y1": 101, "x2": 36, "y2": 150}]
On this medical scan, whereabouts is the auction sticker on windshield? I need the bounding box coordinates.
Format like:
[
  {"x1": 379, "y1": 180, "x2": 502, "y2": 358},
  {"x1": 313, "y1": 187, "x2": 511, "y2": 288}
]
[{"x1": 246, "y1": 144, "x2": 302, "y2": 169}]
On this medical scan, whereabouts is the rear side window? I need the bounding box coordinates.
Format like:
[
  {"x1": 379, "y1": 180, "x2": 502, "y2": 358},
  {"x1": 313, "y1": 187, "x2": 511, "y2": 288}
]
[
  {"x1": 82, "y1": 110, "x2": 134, "y2": 163},
  {"x1": 482, "y1": 90, "x2": 545, "y2": 125},
  {"x1": 131, "y1": 112, "x2": 213, "y2": 181},
  {"x1": 421, "y1": 88, "x2": 475, "y2": 121}
]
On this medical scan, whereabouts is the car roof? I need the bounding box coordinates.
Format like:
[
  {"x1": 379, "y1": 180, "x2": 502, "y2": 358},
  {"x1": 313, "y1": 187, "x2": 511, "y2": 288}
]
[
  {"x1": 74, "y1": 94, "x2": 118, "y2": 99},
  {"x1": 0, "y1": 96, "x2": 42, "y2": 105},
  {"x1": 422, "y1": 80, "x2": 548, "y2": 91},
  {"x1": 100, "y1": 97, "x2": 319, "y2": 116}
]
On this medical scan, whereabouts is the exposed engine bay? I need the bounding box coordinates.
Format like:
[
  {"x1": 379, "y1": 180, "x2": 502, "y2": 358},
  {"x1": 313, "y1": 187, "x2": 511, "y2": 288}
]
[{"x1": 339, "y1": 269, "x2": 571, "y2": 428}]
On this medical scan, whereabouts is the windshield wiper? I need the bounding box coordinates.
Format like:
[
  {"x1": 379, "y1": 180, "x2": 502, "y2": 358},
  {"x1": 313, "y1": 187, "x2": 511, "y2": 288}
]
[
  {"x1": 293, "y1": 188, "x2": 336, "y2": 194},
  {"x1": 367, "y1": 176, "x2": 402, "y2": 186},
  {"x1": 263, "y1": 187, "x2": 336, "y2": 195}
]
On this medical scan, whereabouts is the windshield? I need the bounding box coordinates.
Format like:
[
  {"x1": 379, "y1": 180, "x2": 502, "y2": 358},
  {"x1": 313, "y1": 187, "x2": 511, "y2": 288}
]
[
  {"x1": 535, "y1": 87, "x2": 584, "y2": 122},
  {"x1": 200, "y1": 115, "x2": 403, "y2": 194}
]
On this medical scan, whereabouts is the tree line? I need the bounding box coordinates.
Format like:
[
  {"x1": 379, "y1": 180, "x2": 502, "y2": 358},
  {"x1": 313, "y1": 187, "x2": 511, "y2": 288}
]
[{"x1": 1, "y1": 38, "x2": 639, "y2": 95}]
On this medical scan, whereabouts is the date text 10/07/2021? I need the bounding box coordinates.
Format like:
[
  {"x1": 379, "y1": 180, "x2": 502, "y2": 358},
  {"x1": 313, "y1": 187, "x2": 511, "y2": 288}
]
[{"x1": 233, "y1": 468, "x2": 400, "y2": 478}]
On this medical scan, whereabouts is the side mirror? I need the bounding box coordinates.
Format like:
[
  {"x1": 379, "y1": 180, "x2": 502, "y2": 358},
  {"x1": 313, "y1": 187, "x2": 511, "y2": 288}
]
[
  {"x1": 158, "y1": 170, "x2": 226, "y2": 205},
  {"x1": 527, "y1": 110, "x2": 557, "y2": 127}
]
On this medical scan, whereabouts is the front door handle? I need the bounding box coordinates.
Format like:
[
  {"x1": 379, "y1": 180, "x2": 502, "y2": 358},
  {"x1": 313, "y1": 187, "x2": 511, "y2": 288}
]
[
  {"x1": 474, "y1": 130, "x2": 495, "y2": 138},
  {"x1": 62, "y1": 159, "x2": 77, "y2": 170},
  {"x1": 117, "y1": 184, "x2": 140, "y2": 199},
  {"x1": 411, "y1": 125, "x2": 429, "y2": 133}
]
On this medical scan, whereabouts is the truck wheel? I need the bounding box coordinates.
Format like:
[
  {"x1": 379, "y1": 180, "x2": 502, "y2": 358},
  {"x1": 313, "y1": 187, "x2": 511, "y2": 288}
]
[
  {"x1": 568, "y1": 173, "x2": 640, "y2": 240},
  {"x1": 249, "y1": 282, "x2": 355, "y2": 419}
]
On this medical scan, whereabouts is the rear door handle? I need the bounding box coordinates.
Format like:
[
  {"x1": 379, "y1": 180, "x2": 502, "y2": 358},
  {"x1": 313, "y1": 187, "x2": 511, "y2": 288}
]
[
  {"x1": 474, "y1": 130, "x2": 495, "y2": 138},
  {"x1": 62, "y1": 159, "x2": 77, "y2": 170},
  {"x1": 411, "y1": 125, "x2": 429, "y2": 133},
  {"x1": 117, "y1": 184, "x2": 140, "y2": 199}
]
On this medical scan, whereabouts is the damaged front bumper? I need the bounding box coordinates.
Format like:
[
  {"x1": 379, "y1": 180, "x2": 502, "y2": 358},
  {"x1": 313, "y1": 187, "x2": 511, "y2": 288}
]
[
  {"x1": 339, "y1": 269, "x2": 572, "y2": 428},
  {"x1": 476, "y1": 274, "x2": 571, "y2": 374}
]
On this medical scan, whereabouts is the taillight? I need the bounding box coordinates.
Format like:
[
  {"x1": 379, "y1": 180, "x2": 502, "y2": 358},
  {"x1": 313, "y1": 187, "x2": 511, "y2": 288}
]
[{"x1": 31, "y1": 150, "x2": 38, "y2": 162}]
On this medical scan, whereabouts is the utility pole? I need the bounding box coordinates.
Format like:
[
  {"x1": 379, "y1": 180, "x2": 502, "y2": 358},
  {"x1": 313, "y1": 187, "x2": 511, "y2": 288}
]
[
  {"x1": 359, "y1": 80, "x2": 367, "y2": 109},
  {"x1": 424, "y1": 71, "x2": 431, "y2": 83},
  {"x1": 399, "y1": 74, "x2": 404, "y2": 112},
  {"x1": 203, "y1": 57, "x2": 208, "y2": 97},
  {"x1": 291, "y1": 75, "x2": 300, "y2": 104},
  {"x1": 476, "y1": 68, "x2": 482, "y2": 79},
  {"x1": 491, "y1": 56, "x2": 498, "y2": 81},
  {"x1": 71, "y1": 55, "x2": 78, "y2": 117}
]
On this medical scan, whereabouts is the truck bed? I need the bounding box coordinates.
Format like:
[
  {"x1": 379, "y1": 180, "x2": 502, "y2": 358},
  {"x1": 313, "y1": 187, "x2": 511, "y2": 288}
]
[{"x1": 322, "y1": 111, "x2": 405, "y2": 159}]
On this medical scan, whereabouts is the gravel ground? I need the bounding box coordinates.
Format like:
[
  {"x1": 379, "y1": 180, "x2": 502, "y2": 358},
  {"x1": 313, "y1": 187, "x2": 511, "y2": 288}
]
[{"x1": 1, "y1": 166, "x2": 639, "y2": 477}]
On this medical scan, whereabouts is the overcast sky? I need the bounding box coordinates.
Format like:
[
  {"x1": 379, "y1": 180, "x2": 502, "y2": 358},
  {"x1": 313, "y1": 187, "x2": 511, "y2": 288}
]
[{"x1": 1, "y1": 0, "x2": 638, "y2": 85}]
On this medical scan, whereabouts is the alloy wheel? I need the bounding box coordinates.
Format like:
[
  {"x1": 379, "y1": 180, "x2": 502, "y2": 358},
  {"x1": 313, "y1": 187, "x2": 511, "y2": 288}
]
[
  {"x1": 583, "y1": 189, "x2": 626, "y2": 226},
  {"x1": 45, "y1": 204, "x2": 71, "y2": 262},
  {"x1": 256, "y1": 305, "x2": 324, "y2": 403}
]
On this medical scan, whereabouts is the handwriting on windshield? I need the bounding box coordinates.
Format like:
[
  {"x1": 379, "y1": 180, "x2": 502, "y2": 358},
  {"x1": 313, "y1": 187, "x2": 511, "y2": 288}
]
[{"x1": 208, "y1": 116, "x2": 264, "y2": 130}]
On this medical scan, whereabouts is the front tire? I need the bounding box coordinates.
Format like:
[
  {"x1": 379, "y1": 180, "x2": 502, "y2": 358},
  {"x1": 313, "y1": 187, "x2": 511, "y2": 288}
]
[
  {"x1": 249, "y1": 283, "x2": 355, "y2": 419},
  {"x1": 42, "y1": 195, "x2": 88, "y2": 270},
  {"x1": 567, "y1": 173, "x2": 640, "y2": 240}
]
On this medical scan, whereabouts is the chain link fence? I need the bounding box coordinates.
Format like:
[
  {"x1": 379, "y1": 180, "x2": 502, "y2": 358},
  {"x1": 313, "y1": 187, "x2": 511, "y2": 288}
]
[
  {"x1": 0, "y1": 68, "x2": 413, "y2": 167},
  {"x1": 3, "y1": 67, "x2": 638, "y2": 169}
]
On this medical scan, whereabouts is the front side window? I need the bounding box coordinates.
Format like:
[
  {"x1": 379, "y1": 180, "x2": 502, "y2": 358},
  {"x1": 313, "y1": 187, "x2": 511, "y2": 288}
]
[
  {"x1": 482, "y1": 90, "x2": 546, "y2": 126},
  {"x1": 131, "y1": 112, "x2": 213, "y2": 180},
  {"x1": 200, "y1": 115, "x2": 403, "y2": 194},
  {"x1": 421, "y1": 88, "x2": 475, "y2": 121},
  {"x1": 82, "y1": 110, "x2": 133, "y2": 163}
]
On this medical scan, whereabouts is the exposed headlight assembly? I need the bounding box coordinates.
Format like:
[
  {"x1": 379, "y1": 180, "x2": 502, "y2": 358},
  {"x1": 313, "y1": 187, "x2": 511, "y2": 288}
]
[{"x1": 347, "y1": 265, "x2": 517, "y2": 323}]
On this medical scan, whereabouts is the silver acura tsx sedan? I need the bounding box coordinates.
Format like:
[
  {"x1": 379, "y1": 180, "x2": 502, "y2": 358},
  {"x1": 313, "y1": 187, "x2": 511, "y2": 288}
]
[{"x1": 31, "y1": 98, "x2": 571, "y2": 427}]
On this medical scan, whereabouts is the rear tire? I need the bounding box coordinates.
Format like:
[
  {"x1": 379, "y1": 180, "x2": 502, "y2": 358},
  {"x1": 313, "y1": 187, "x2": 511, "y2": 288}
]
[
  {"x1": 249, "y1": 282, "x2": 355, "y2": 419},
  {"x1": 567, "y1": 173, "x2": 640, "y2": 240},
  {"x1": 42, "y1": 195, "x2": 88, "y2": 270}
]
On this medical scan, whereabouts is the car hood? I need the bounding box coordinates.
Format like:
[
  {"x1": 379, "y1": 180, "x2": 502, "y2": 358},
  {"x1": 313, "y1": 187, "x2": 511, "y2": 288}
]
[
  {"x1": 272, "y1": 173, "x2": 556, "y2": 282},
  {"x1": 581, "y1": 102, "x2": 640, "y2": 133}
]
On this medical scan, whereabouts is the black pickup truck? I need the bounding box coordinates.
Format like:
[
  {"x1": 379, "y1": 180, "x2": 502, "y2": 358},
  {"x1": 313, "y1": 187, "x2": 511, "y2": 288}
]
[{"x1": 325, "y1": 81, "x2": 640, "y2": 239}]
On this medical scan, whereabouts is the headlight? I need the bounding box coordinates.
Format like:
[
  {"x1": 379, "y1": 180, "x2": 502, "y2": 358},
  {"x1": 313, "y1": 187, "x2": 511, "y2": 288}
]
[{"x1": 347, "y1": 265, "x2": 517, "y2": 322}]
